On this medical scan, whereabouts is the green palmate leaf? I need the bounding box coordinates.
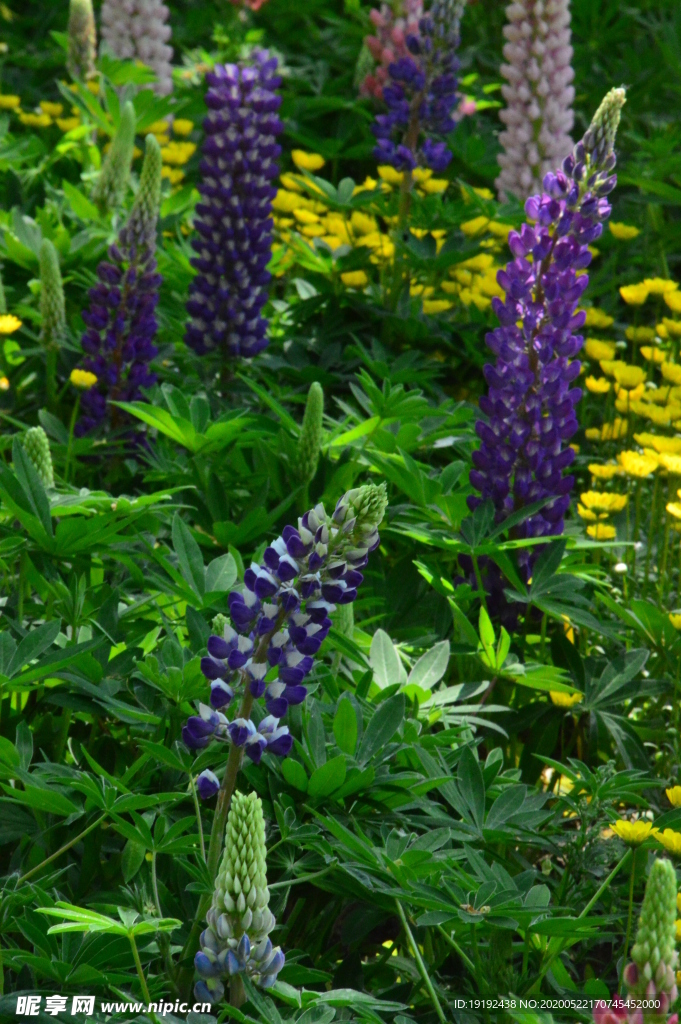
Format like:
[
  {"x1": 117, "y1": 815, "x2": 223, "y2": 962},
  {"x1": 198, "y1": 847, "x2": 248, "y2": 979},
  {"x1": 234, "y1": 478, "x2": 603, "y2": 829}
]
[
  {"x1": 204, "y1": 553, "x2": 237, "y2": 594},
  {"x1": 1, "y1": 783, "x2": 80, "y2": 817},
  {"x1": 172, "y1": 513, "x2": 205, "y2": 599},
  {"x1": 457, "y1": 746, "x2": 485, "y2": 829},
  {"x1": 406, "y1": 640, "x2": 450, "y2": 690},
  {"x1": 358, "y1": 693, "x2": 404, "y2": 764},
  {"x1": 307, "y1": 755, "x2": 347, "y2": 798},
  {"x1": 369, "y1": 629, "x2": 405, "y2": 689},
  {"x1": 281, "y1": 758, "x2": 308, "y2": 792},
  {"x1": 333, "y1": 697, "x2": 358, "y2": 755},
  {"x1": 7, "y1": 620, "x2": 61, "y2": 678}
]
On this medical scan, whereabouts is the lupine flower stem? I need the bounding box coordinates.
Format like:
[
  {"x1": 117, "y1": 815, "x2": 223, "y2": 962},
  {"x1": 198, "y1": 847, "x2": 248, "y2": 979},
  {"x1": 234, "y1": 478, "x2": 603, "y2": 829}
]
[
  {"x1": 620, "y1": 852, "x2": 637, "y2": 994},
  {"x1": 396, "y1": 899, "x2": 447, "y2": 1024},
  {"x1": 188, "y1": 773, "x2": 206, "y2": 861},
  {"x1": 18, "y1": 813, "x2": 106, "y2": 883}
]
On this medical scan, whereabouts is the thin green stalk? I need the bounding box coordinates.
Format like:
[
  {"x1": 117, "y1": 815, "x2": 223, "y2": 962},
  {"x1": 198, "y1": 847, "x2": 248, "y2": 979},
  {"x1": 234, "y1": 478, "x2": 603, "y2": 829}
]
[
  {"x1": 64, "y1": 393, "x2": 80, "y2": 484},
  {"x1": 471, "y1": 553, "x2": 488, "y2": 613},
  {"x1": 152, "y1": 851, "x2": 177, "y2": 993},
  {"x1": 46, "y1": 347, "x2": 57, "y2": 411},
  {"x1": 129, "y1": 932, "x2": 158, "y2": 1022},
  {"x1": 619, "y1": 852, "x2": 636, "y2": 994},
  {"x1": 269, "y1": 861, "x2": 337, "y2": 890},
  {"x1": 189, "y1": 773, "x2": 206, "y2": 862},
  {"x1": 18, "y1": 813, "x2": 106, "y2": 882},
  {"x1": 436, "y1": 924, "x2": 477, "y2": 974},
  {"x1": 230, "y1": 974, "x2": 246, "y2": 1009},
  {"x1": 643, "y1": 474, "x2": 661, "y2": 594},
  {"x1": 395, "y1": 899, "x2": 446, "y2": 1024}
]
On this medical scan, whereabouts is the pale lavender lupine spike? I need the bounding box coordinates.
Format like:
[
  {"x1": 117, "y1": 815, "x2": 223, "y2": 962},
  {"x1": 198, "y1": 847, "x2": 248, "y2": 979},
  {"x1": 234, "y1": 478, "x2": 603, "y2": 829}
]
[
  {"x1": 496, "y1": 0, "x2": 575, "y2": 201},
  {"x1": 100, "y1": 0, "x2": 174, "y2": 96}
]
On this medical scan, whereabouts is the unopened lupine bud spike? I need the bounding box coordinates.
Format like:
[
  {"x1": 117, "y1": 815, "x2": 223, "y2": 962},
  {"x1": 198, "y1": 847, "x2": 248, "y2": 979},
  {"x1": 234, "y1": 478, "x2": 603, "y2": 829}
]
[
  {"x1": 101, "y1": 0, "x2": 174, "y2": 97},
  {"x1": 39, "y1": 239, "x2": 66, "y2": 350},
  {"x1": 23, "y1": 426, "x2": 54, "y2": 489},
  {"x1": 67, "y1": 0, "x2": 97, "y2": 81},
  {"x1": 128, "y1": 134, "x2": 163, "y2": 247},
  {"x1": 296, "y1": 382, "x2": 324, "y2": 485},
  {"x1": 627, "y1": 857, "x2": 678, "y2": 1005},
  {"x1": 194, "y1": 791, "x2": 284, "y2": 1005},
  {"x1": 582, "y1": 86, "x2": 626, "y2": 169},
  {"x1": 91, "y1": 101, "x2": 136, "y2": 213}
]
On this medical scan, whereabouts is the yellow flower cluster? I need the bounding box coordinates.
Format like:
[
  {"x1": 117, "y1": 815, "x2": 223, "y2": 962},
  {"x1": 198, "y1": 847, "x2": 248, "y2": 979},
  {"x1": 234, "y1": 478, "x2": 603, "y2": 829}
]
[
  {"x1": 609, "y1": 222, "x2": 640, "y2": 241},
  {"x1": 149, "y1": 118, "x2": 196, "y2": 185},
  {"x1": 620, "y1": 278, "x2": 679, "y2": 306},
  {"x1": 549, "y1": 690, "x2": 583, "y2": 708},
  {"x1": 0, "y1": 93, "x2": 84, "y2": 132}
]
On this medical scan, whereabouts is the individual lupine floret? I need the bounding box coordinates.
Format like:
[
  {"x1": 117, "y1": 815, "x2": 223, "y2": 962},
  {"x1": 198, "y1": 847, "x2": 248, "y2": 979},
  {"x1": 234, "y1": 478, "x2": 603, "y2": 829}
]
[
  {"x1": 39, "y1": 240, "x2": 66, "y2": 351},
  {"x1": 625, "y1": 857, "x2": 679, "y2": 1016},
  {"x1": 360, "y1": 0, "x2": 424, "y2": 100},
  {"x1": 496, "y1": 0, "x2": 575, "y2": 201},
  {"x1": 91, "y1": 101, "x2": 136, "y2": 213},
  {"x1": 295, "y1": 382, "x2": 324, "y2": 486},
  {"x1": 67, "y1": 0, "x2": 97, "y2": 81},
  {"x1": 77, "y1": 135, "x2": 162, "y2": 434},
  {"x1": 183, "y1": 484, "x2": 388, "y2": 785},
  {"x1": 100, "y1": 0, "x2": 174, "y2": 96},
  {"x1": 185, "y1": 50, "x2": 282, "y2": 359},
  {"x1": 194, "y1": 791, "x2": 284, "y2": 1004},
  {"x1": 372, "y1": 0, "x2": 467, "y2": 172},
  {"x1": 469, "y1": 87, "x2": 625, "y2": 567},
  {"x1": 23, "y1": 427, "x2": 54, "y2": 489}
]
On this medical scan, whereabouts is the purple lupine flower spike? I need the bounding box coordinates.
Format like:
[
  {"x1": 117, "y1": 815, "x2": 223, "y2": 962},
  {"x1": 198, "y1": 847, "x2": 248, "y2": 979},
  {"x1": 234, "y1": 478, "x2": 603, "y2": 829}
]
[
  {"x1": 185, "y1": 49, "x2": 282, "y2": 359},
  {"x1": 186, "y1": 484, "x2": 388, "y2": 796},
  {"x1": 372, "y1": 0, "x2": 467, "y2": 172},
  {"x1": 469, "y1": 88, "x2": 626, "y2": 569},
  {"x1": 77, "y1": 135, "x2": 163, "y2": 435}
]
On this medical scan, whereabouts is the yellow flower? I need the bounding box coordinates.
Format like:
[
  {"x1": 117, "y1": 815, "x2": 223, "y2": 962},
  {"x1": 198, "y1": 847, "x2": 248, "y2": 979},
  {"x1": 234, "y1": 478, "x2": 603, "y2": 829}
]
[
  {"x1": 589, "y1": 463, "x2": 622, "y2": 480},
  {"x1": 644, "y1": 277, "x2": 678, "y2": 295},
  {"x1": 583, "y1": 308, "x2": 614, "y2": 329},
  {"x1": 676, "y1": 920, "x2": 681, "y2": 942},
  {"x1": 420, "y1": 178, "x2": 448, "y2": 195},
  {"x1": 577, "y1": 505, "x2": 598, "y2": 521},
  {"x1": 655, "y1": 829, "x2": 681, "y2": 856},
  {"x1": 272, "y1": 189, "x2": 303, "y2": 213},
  {"x1": 19, "y1": 112, "x2": 52, "y2": 128},
  {"x1": 488, "y1": 221, "x2": 512, "y2": 239},
  {"x1": 148, "y1": 119, "x2": 170, "y2": 135},
  {"x1": 412, "y1": 168, "x2": 433, "y2": 184},
  {"x1": 662, "y1": 363, "x2": 681, "y2": 386},
  {"x1": 610, "y1": 222, "x2": 640, "y2": 241},
  {"x1": 585, "y1": 339, "x2": 616, "y2": 361},
  {"x1": 39, "y1": 101, "x2": 63, "y2": 117},
  {"x1": 664, "y1": 291, "x2": 681, "y2": 314},
  {"x1": 585, "y1": 374, "x2": 612, "y2": 395},
  {"x1": 610, "y1": 820, "x2": 659, "y2": 845},
  {"x1": 634, "y1": 434, "x2": 681, "y2": 454},
  {"x1": 460, "y1": 216, "x2": 490, "y2": 237},
  {"x1": 351, "y1": 211, "x2": 377, "y2": 236},
  {"x1": 586, "y1": 523, "x2": 617, "y2": 540},
  {"x1": 293, "y1": 208, "x2": 319, "y2": 225},
  {"x1": 550, "y1": 691, "x2": 583, "y2": 708},
  {"x1": 661, "y1": 319, "x2": 681, "y2": 338},
  {"x1": 292, "y1": 150, "x2": 325, "y2": 172},
  {"x1": 612, "y1": 364, "x2": 646, "y2": 389},
  {"x1": 0, "y1": 94, "x2": 20, "y2": 109},
  {"x1": 340, "y1": 270, "x2": 368, "y2": 288},
  {"x1": 423, "y1": 299, "x2": 452, "y2": 315},
  {"x1": 666, "y1": 786, "x2": 681, "y2": 807},
  {"x1": 172, "y1": 118, "x2": 194, "y2": 136},
  {"x1": 658, "y1": 453, "x2": 681, "y2": 475},
  {"x1": 319, "y1": 235, "x2": 343, "y2": 252},
  {"x1": 0, "y1": 376, "x2": 9, "y2": 390},
  {"x1": 57, "y1": 116, "x2": 80, "y2": 132},
  {"x1": 585, "y1": 418, "x2": 628, "y2": 442},
  {"x1": 617, "y1": 450, "x2": 658, "y2": 477},
  {"x1": 579, "y1": 491, "x2": 628, "y2": 514},
  {"x1": 617, "y1": 383, "x2": 646, "y2": 402},
  {"x1": 626, "y1": 326, "x2": 656, "y2": 343},
  {"x1": 0, "y1": 314, "x2": 22, "y2": 334},
  {"x1": 620, "y1": 283, "x2": 649, "y2": 305},
  {"x1": 667, "y1": 503, "x2": 681, "y2": 521},
  {"x1": 279, "y1": 172, "x2": 303, "y2": 193},
  {"x1": 640, "y1": 346, "x2": 668, "y2": 363},
  {"x1": 669, "y1": 613, "x2": 681, "y2": 629},
  {"x1": 161, "y1": 167, "x2": 185, "y2": 185},
  {"x1": 375, "y1": 165, "x2": 403, "y2": 186},
  {"x1": 70, "y1": 368, "x2": 98, "y2": 389},
  {"x1": 160, "y1": 141, "x2": 196, "y2": 166}
]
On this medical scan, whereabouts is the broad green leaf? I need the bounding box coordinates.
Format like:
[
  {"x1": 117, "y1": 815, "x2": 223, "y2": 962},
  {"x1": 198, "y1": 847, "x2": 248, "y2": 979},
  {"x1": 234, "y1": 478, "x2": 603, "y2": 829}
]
[
  {"x1": 369, "y1": 629, "x2": 405, "y2": 689},
  {"x1": 281, "y1": 758, "x2": 308, "y2": 792},
  {"x1": 172, "y1": 513, "x2": 205, "y2": 598},
  {"x1": 204, "y1": 553, "x2": 237, "y2": 595},
  {"x1": 2, "y1": 784, "x2": 80, "y2": 817},
  {"x1": 7, "y1": 620, "x2": 61, "y2": 678},
  {"x1": 457, "y1": 746, "x2": 485, "y2": 829},
  {"x1": 406, "y1": 641, "x2": 450, "y2": 690},
  {"x1": 333, "y1": 697, "x2": 358, "y2": 755},
  {"x1": 307, "y1": 755, "x2": 347, "y2": 798},
  {"x1": 358, "y1": 693, "x2": 404, "y2": 764},
  {"x1": 121, "y1": 840, "x2": 146, "y2": 883}
]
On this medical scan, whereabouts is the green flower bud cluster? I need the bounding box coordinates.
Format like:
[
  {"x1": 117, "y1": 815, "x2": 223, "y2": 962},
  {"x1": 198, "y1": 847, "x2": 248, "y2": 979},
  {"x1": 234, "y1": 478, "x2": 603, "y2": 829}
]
[
  {"x1": 23, "y1": 427, "x2": 54, "y2": 489},
  {"x1": 195, "y1": 792, "x2": 284, "y2": 1005},
  {"x1": 295, "y1": 382, "x2": 324, "y2": 486},
  {"x1": 127, "y1": 135, "x2": 163, "y2": 249},
  {"x1": 39, "y1": 240, "x2": 66, "y2": 351},
  {"x1": 624, "y1": 858, "x2": 679, "y2": 1016},
  {"x1": 67, "y1": 0, "x2": 97, "y2": 82},
  {"x1": 92, "y1": 101, "x2": 136, "y2": 214},
  {"x1": 341, "y1": 481, "x2": 388, "y2": 537},
  {"x1": 583, "y1": 86, "x2": 626, "y2": 169}
]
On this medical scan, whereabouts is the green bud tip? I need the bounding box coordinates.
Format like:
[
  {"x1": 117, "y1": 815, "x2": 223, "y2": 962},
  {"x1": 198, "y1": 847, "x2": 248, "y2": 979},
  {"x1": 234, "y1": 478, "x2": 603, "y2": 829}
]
[
  {"x1": 346, "y1": 481, "x2": 388, "y2": 530},
  {"x1": 23, "y1": 426, "x2": 54, "y2": 489},
  {"x1": 296, "y1": 381, "x2": 324, "y2": 484},
  {"x1": 630, "y1": 857, "x2": 678, "y2": 986},
  {"x1": 584, "y1": 86, "x2": 626, "y2": 164},
  {"x1": 212, "y1": 613, "x2": 229, "y2": 636},
  {"x1": 67, "y1": 0, "x2": 97, "y2": 82},
  {"x1": 39, "y1": 239, "x2": 66, "y2": 349},
  {"x1": 92, "y1": 101, "x2": 136, "y2": 213},
  {"x1": 128, "y1": 134, "x2": 163, "y2": 246}
]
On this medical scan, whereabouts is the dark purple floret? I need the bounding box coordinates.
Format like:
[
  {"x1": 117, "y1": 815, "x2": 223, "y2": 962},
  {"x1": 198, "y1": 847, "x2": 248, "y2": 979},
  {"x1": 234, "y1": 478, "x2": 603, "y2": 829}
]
[{"x1": 185, "y1": 48, "x2": 282, "y2": 359}]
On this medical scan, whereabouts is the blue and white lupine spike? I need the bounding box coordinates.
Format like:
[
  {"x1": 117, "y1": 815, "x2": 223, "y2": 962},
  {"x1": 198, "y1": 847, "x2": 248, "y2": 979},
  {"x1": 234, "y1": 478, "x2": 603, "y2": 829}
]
[{"x1": 184, "y1": 484, "x2": 388, "y2": 784}]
